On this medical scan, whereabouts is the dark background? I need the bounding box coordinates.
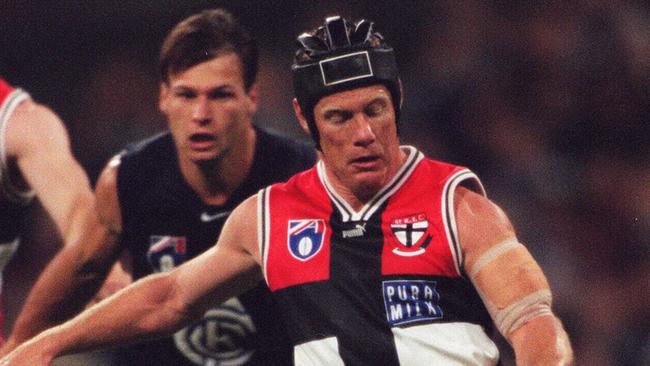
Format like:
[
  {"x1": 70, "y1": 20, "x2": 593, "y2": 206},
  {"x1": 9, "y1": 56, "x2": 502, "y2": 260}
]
[{"x1": 2, "y1": 1, "x2": 649, "y2": 365}]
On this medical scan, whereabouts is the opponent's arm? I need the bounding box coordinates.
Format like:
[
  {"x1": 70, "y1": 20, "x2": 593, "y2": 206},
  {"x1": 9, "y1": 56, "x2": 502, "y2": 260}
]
[
  {"x1": 455, "y1": 186, "x2": 573, "y2": 365},
  {"x1": 0, "y1": 158, "x2": 124, "y2": 354},
  {"x1": 0, "y1": 194, "x2": 263, "y2": 365},
  {"x1": 6, "y1": 101, "x2": 94, "y2": 253},
  {"x1": 87, "y1": 252, "x2": 134, "y2": 307}
]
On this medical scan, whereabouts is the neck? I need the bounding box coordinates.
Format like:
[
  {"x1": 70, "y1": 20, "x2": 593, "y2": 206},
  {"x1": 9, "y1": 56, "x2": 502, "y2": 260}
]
[
  {"x1": 326, "y1": 146, "x2": 407, "y2": 212},
  {"x1": 178, "y1": 127, "x2": 256, "y2": 205}
]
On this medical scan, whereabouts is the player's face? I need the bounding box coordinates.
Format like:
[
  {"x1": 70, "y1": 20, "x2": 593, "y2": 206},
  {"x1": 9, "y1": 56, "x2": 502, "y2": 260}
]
[
  {"x1": 159, "y1": 53, "x2": 257, "y2": 163},
  {"x1": 311, "y1": 85, "x2": 403, "y2": 201}
]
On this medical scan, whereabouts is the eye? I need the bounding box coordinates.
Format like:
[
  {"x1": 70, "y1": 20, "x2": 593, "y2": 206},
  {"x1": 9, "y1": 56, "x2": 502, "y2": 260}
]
[
  {"x1": 208, "y1": 89, "x2": 235, "y2": 100},
  {"x1": 323, "y1": 110, "x2": 352, "y2": 124},
  {"x1": 365, "y1": 99, "x2": 387, "y2": 117},
  {"x1": 175, "y1": 90, "x2": 196, "y2": 99}
]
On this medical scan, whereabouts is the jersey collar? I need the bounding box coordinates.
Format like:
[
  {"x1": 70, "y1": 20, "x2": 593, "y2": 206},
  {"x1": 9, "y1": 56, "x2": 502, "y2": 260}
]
[{"x1": 317, "y1": 145, "x2": 423, "y2": 222}]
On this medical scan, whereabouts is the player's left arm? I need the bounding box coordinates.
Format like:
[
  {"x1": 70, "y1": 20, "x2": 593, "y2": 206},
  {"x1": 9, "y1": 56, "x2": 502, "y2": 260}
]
[
  {"x1": 454, "y1": 186, "x2": 573, "y2": 365},
  {"x1": 7, "y1": 101, "x2": 94, "y2": 247}
]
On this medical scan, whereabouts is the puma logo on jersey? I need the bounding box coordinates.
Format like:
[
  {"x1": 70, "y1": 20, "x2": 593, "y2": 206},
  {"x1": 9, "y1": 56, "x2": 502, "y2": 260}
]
[{"x1": 342, "y1": 222, "x2": 366, "y2": 238}]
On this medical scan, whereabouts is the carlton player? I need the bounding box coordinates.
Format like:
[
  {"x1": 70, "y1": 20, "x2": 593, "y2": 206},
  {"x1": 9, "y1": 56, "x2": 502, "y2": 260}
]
[
  {"x1": 0, "y1": 78, "x2": 94, "y2": 347},
  {"x1": 1, "y1": 16, "x2": 573, "y2": 366},
  {"x1": 1, "y1": 9, "x2": 315, "y2": 365}
]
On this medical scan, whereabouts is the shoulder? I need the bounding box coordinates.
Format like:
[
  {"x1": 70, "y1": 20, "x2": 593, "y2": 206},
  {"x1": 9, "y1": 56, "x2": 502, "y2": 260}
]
[
  {"x1": 454, "y1": 186, "x2": 516, "y2": 257},
  {"x1": 231, "y1": 193, "x2": 259, "y2": 221},
  {"x1": 222, "y1": 193, "x2": 260, "y2": 255},
  {"x1": 118, "y1": 131, "x2": 173, "y2": 164},
  {"x1": 5, "y1": 100, "x2": 71, "y2": 157},
  {"x1": 94, "y1": 155, "x2": 123, "y2": 232},
  {"x1": 114, "y1": 131, "x2": 174, "y2": 185}
]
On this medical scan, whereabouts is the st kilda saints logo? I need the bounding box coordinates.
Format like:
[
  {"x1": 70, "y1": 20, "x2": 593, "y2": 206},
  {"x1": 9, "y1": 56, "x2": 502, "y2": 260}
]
[{"x1": 390, "y1": 213, "x2": 432, "y2": 257}]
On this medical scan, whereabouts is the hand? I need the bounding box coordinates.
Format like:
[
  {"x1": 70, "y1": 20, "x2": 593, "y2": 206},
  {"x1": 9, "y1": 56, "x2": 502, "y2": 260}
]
[{"x1": 0, "y1": 339, "x2": 54, "y2": 366}]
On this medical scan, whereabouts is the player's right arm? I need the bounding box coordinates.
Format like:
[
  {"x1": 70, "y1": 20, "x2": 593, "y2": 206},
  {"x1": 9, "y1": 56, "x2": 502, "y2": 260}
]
[
  {"x1": 0, "y1": 194, "x2": 263, "y2": 365},
  {"x1": 0, "y1": 158, "x2": 126, "y2": 355}
]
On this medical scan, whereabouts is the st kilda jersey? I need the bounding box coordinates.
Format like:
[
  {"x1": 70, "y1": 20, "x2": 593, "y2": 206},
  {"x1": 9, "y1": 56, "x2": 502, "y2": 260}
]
[
  {"x1": 0, "y1": 79, "x2": 34, "y2": 342},
  {"x1": 115, "y1": 128, "x2": 315, "y2": 365},
  {"x1": 258, "y1": 146, "x2": 500, "y2": 365}
]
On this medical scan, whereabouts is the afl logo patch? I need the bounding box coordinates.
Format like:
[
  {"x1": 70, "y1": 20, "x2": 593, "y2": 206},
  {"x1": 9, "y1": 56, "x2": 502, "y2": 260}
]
[
  {"x1": 390, "y1": 213, "x2": 432, "y2": 257},
  {"x1": 147, "y1": 236, "x2": 187, "y2": 272},
  {"x1": 174, "y1": 297, "x2": 256, "y2": 365},
  {"x1": 288, "y1": 219, "x2": 325, "y2": 261}
]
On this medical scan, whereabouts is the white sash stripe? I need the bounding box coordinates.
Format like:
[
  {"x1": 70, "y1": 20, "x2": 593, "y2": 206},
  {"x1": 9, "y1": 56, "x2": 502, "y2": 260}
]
[
  {"x1": 294, "y1": 337, "x2": 345, "y2": 366},
  {"x1": 257, "y1": 188, "x2": 271, "y2": 285},
  {"x1": 392, "y1": 322, "x2": 499, "y2": 365}
]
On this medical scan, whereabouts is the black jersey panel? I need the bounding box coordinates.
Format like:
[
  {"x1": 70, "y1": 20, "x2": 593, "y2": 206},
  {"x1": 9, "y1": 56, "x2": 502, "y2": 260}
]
[{"x1": 114, "y1": 128, "x2": 315, "y2": 366}]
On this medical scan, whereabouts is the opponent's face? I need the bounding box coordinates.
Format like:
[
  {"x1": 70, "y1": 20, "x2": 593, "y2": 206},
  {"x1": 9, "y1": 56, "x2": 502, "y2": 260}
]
[
  {"x1": 159, "y1": 53, "x2": 258, "y2": 164},
  {"x1": 304, "y1": 85, "x2": 403, "y2": 201}
]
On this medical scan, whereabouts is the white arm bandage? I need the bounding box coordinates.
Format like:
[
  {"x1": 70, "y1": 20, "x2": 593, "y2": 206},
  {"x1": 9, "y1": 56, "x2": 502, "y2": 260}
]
[
  {"x1": 492, "y1": 289, "x2": 553, "y2": 336},
  {"x1": 467, "y1": 238, "x2": 553, "y2": 337}
]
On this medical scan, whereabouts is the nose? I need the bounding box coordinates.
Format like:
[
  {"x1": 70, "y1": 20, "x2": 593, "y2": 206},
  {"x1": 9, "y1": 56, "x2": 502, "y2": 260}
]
[
  {"x1": 351, "y1": 114, "x2": 376, "y2": 147},
  {"x1": 192, "y1": 96, "x2": 211, "y2": 125}
]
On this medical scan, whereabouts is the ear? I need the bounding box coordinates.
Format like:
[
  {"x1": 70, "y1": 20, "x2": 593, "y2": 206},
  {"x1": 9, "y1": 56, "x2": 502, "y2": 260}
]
[
  {"x1": 158, "y1": 82, "x2": 169, "y2": 114},
  {"x1": 292, "y1": 98, "x2": 311, "y2": 136},
  {"x1": 246, "y1": 83, "x2": 259, "y2": 114}
]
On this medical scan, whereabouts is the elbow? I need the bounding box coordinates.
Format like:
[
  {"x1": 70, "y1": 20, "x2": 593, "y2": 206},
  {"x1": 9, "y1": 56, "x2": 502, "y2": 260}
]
[
  {"x1": 137, "y1": 273, "x2": 203, "y2": 335},
  {"x1": 509, "y1": 315, "x2": 574, "y2": 366}
]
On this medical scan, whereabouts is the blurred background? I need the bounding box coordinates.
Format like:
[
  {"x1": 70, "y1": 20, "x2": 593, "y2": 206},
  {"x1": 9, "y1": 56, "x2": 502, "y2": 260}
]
[{"x1": 1, "y1": 1, "x2": 648, "y2": 364}]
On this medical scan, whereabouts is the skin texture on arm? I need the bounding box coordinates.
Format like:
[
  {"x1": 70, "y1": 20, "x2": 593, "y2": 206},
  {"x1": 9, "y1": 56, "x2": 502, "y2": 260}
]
[
  {"x1": 0, "y1": 157, "x2": 124, "y2": 355},
  {"x1": 0, "y1": 194, "x2": 262, "y2": 365},
  {"x1": 86, "y1": 253, "x2": 134, "y2": 307},
  {"x1": 455, "y1": 186, "x2": 573, "y2": 365},
  {"x1": 5, "y1": 101, "x2": 94, "y2": 250}
]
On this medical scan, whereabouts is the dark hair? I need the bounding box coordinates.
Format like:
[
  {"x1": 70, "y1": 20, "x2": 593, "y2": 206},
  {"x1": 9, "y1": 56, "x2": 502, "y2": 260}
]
[{"x1": 159, "y1": 8, "x2": 258, "y2": 91}]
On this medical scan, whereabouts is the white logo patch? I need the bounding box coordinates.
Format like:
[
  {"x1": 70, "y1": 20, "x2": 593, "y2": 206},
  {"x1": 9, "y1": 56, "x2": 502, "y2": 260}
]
[
  {"x1": 174, "y1": 297, "x2": 256, "y2": 365},
  {"x1": 390, "y1": 213, "x2": 431, "y2": 257}
]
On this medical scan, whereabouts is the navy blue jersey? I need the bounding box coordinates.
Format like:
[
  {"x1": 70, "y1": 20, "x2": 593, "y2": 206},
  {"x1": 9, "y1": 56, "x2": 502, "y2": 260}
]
[{"x1": 115, "y1": 127, "x2": 315, "y2": 365}]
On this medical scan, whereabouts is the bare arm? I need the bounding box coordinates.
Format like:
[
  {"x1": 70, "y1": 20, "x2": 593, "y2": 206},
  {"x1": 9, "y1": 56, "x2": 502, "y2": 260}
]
[
  {"x1": 0, "y1": 194, "x2": 262, "y2": 365},
  {"x1": 0, "y1": 158, "x2": 124, "y2": 354},
  {"x1": 5, "y1": 101, "x2": 94, "y2": 250},
  {"x1": 455, "y1": 186, "x2": 573, "y2": 365}
]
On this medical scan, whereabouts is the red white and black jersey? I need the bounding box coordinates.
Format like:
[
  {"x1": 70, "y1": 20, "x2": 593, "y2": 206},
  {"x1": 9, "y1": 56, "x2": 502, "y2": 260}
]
[
  {"x1": 258, "y1": 146, "x2": 499, "y2": 365},
  {"x1": 0, "y1": 78, "x2": 34, "y2": 342}
]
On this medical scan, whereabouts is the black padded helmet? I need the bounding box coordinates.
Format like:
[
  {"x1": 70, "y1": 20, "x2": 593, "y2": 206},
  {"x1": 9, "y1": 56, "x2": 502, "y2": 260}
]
[{"x1": 292, "y1": 15, "x2": 401, "y2": 148}]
